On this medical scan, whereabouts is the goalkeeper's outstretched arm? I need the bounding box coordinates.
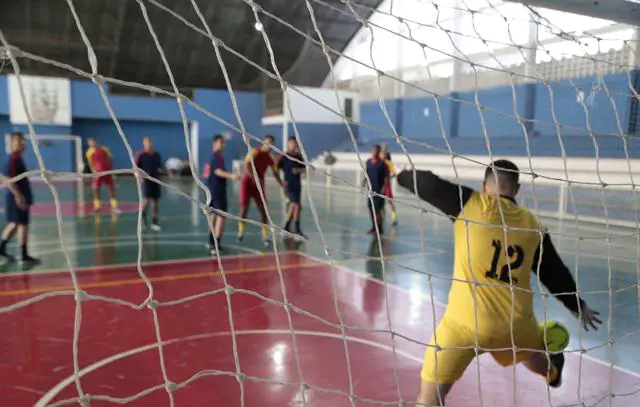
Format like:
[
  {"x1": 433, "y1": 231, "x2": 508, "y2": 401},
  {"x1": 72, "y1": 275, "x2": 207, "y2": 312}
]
[
  {"x1": 532, "y1": 234, "x2": 602, "y2": 331},
  {"x1": 397, "y1": 169, "x2": 474, "y2": 221}
]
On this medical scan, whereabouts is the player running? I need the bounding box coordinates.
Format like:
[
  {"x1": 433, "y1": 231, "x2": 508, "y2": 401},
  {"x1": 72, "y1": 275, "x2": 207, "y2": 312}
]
[
  {"x1": 277, "y1": 137, "x2": 306, "y2": 238},
  {"x1": 86, "y1": 138, "x2": 121, "y2": 214},
  {"x1": 205, "y1": 135, "x2": 240, "y2": 254},
  {"x1": 0, "y1": 132, "x2": 39, "y2": 263},
  {"x1": 396, "y1": 160, "x2": 602, "y2": 406},
  {"x1": 237, "y1": 135, "x2": 284, "y2": 246},
  {"x1": 380, "y1": 143, "x2": 398, "y2": 226},
  {"x1": 364, "y1": 144, "x2": 389, "y2": 235},
  {"x1": 135, "y1": 137, "x2": 163, "y2": 231}
]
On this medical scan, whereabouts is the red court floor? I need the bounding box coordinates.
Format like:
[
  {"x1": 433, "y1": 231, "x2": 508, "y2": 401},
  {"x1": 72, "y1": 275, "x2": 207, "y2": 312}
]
[{"x1": 0, "y1": 252, "x2": 638, "y2": 406}]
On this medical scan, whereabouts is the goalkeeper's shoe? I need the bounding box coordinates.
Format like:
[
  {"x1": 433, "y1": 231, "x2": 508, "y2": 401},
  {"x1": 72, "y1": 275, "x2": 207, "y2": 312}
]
[{"x1": 548, "y1": 353, "x2": 565, "y2": 388}]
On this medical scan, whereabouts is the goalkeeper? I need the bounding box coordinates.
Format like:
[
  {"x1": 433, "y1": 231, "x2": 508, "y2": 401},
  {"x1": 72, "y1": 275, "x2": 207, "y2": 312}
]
[{"x1": 396, "y1": 160, "x2": 602, "y2": 406}]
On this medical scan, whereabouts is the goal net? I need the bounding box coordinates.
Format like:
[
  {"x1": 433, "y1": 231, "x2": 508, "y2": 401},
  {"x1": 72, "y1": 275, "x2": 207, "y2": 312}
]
[{"x1": 0, "y1": 0, "x2": 638, "y2": 406}]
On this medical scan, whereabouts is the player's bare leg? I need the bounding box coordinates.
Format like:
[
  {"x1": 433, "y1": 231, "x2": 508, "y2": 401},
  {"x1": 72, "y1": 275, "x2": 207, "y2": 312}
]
[
  {"x1": 257, "y1": 202, "x2": 271, "y2": 247},
  {"x1": 388, "y1": 199, "x2": 398, "y2": 226},
  {"x1": 107, "y1": 184, "x2": 121, "y2": 214},
  {"x1": 0, "y1": 222, "x2": 18, "y2": 261},
  {"x1": 16, "y1": 225, "x2": 38, "y2": 263},
  {"x1": 367, "y1": 204, "x2": 384, "y2": 235},
  {"x1": 208, "y1": 213, "x2": 224, "y2": 255},
  {"x1": 141, "y1": 197, "x2": 149, "y2": 229},
  {"x1": 283, "y1": 204, "x2": 295, "y2": 233},
  {"x1": 92, "y1": 187, "x2": 102, "y2": 213},
  {"x1": 237, "y1": 205, "x2": 249, "y2": 242},
  {"x1": 524, "y1": 351, "x2": 565, "y2": 388},
  {"x1": 415, "y1": 380, "x2": 452, "y2": 407},
  {"x1": 150, "y1": 199, "x2": 161, "y2": 231},
  {"x1": 292, "y1": 203, "x2": 305, "y2": 238},
  {"x1": 212, "y1": 214, "x2": 226, "y2": 253}
]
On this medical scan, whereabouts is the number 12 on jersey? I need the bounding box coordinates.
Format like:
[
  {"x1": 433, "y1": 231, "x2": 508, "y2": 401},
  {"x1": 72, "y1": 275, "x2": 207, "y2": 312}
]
[{"x1": 485, "y1": 239, "x2": 524, "y2": 284}]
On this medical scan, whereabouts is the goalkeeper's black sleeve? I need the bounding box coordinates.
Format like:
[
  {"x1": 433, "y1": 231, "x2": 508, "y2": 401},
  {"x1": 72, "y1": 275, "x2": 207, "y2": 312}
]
[
  {"x1": 397, "y1": 170, "x2": 474, "y2": 221},
  {"x1": 532, "y1": 234, "x2": 584, "y2": 314}
]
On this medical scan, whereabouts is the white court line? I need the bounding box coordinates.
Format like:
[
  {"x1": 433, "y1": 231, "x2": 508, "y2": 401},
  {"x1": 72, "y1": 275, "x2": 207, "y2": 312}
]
[
  {"x1": 34, "y1": 329, "x2": 421, "y2": 407},
  {"x1": 0, "y1": 250, "x2": 297, "y2": 279},
  {"x1": 296, "y1": 252, "x2": 640, "y2": 380}
]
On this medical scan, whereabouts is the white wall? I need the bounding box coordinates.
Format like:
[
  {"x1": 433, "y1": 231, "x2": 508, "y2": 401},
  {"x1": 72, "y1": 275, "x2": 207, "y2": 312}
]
[{"x1": 284, "y1": 86, "x2": 360, "y2": 124}]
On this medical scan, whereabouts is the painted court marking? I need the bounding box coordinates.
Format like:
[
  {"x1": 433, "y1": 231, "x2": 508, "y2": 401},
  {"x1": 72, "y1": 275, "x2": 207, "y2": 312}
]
[
  {"x1": 0, "y1": 260, "x2": 325, "y2": 297},
  {"x1": 0, "y1": 250, "x2": 296, "y2": 278},
  {"x1": 6, "y1": 251, "x2": 638, "y2": 406},
  {"x1": 34, "y1": 329, "x2": 422, "y2": 407}
]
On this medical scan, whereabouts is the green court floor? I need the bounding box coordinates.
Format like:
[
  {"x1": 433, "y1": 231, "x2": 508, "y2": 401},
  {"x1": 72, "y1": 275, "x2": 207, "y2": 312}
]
[{"x1": 4, "y1": 177, "x2": 640, "y2": 373}]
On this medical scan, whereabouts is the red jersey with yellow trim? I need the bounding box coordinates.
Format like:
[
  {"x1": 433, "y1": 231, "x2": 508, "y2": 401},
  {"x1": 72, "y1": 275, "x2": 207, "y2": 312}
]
[
  {"x1": 243, "y1": 147, "x2": 274, "y2": 182},
  {"x1": 86, "y1": 147, "x2": 113, "y2": 172}
]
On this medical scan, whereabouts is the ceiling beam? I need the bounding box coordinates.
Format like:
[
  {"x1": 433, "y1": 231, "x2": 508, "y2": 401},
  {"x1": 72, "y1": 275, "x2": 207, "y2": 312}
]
[{"x1": 108, "y1": 0, "x2": 128, "y2": 78}]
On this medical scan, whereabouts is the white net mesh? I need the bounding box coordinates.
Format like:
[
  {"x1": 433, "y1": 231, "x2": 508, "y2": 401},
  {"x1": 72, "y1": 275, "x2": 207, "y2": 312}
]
[{"x1": 0, "y1": 0, "x2": 639, "y2": 406}]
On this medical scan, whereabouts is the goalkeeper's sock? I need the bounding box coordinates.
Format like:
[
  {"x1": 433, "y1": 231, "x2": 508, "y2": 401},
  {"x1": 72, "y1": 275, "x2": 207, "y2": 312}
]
[
  {"x1": 93, "y1": 199, "x2": 101, "y2": 211},
  {"x1": 110, "y1": 198, "x2": 119, "y2": 209},
  {"x1": 238, "y1": 222, "x2": 245, "y2": 235},
  {"x1": 261, "y1": 225, "x2": 269, "y2": 240},
  {"x1": 391, "y1": 210, "x2": 398, "y2": 223}
]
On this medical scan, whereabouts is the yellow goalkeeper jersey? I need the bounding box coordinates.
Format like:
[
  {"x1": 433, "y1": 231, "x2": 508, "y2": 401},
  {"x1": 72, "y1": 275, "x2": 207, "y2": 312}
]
[{"x1": 447, "y1": 191, "x2": 543, "y2": 336}]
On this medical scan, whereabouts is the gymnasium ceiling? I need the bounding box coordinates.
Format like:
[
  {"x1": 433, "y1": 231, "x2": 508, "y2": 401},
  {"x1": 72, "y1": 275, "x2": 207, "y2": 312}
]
[{"x1": 0, "y1": 0, "x2": 382, "y2": 93}]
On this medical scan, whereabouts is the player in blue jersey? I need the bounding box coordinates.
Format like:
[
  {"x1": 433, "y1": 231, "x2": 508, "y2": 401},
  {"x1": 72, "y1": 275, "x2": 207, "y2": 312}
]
[
  {"x1": 135, "y1": 137, "x2": 164, "y2": 231},
  {"x1": 365, "y1": 144, "x2": 389, "y2": 235},
  {"x1": 205, "y1": 135, "x2": 240, "y2": 254},
  {"x1": 0, "y1": 132, "x2": 39, "y2": 263},
  {"x1": 277, "y1": 137, "x2": 307, "y2": 238}
]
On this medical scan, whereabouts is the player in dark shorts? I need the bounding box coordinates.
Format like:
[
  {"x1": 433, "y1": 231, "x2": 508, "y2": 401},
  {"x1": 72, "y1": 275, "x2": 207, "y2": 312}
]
[
  {"x1": 205, "y1": 135, "x2": 240, "y2": 254},
  {"x1": 365, "y1": 144, "x2": 389, "y2": 235},
  {"x1": 135, "y1": 137, "x2": 164, "y2": 231},
  {"x1": 237, "y1": 135, "x2": 284, "y2": 246},
  {"x1": 0, "y1": 132, "x2": 39, "y2": 263},
  {"x1": 277, "y1": 137, "x2": 306, "y2": 238}
]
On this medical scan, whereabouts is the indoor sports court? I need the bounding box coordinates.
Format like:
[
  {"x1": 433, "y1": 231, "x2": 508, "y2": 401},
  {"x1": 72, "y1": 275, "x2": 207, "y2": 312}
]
[
  {"x1": 1, "y1": 0, "x2": 640, "y2": 406},
  {"x1": 0, "y1": 178, "x2": 639, "y2": 406}
]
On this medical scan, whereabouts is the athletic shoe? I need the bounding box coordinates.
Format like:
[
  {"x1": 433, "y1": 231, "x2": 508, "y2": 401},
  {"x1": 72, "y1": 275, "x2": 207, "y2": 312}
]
[
  {"x1": 236, "y1": 234, "x2": 244, "y2": 243},
  {"x1": 263, "y1": 238, "x2": 272, "y2": 248},
  {"x1": 150, "y1": 223, "x2": 162, "y2": 232},
  {"x1": 18, "y1": 255, "x2": 40, "y2": 264},
  {"x1": 549, "y1": 352, "x2": 565, "y2": 388},
  {"x1": 391, "y1": 220, "x2": 398, "y2": 226},
  {"x1": 112, "y1": 207, "x2": 122, "y2": 215}
]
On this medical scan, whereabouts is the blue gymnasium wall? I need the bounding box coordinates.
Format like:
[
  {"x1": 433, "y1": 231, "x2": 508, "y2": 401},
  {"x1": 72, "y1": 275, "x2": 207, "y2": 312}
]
[
  {"x1": 358, "y1": 73, "x2": 639, "y2": 158},
  {"x1": 72, "y1": 119, "x2": 185, "y2": 170},
  {"x1": 263, "y1": 122, "x2": 358, "y2": 159},
  {"x1": 0, "y1": 76, "x2": 263, "y2": 173}
]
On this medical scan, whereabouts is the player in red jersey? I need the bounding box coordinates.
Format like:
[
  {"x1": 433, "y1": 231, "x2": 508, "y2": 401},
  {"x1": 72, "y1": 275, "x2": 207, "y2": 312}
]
[
  {"x1": 86, "y1": 138, "x2": 121, "y2": 214},
  {"x1": 237, "y1": 135, "x2": 284, "y2": 246}
]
